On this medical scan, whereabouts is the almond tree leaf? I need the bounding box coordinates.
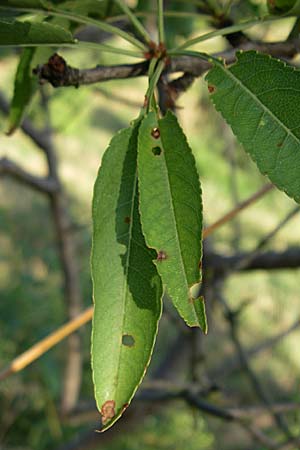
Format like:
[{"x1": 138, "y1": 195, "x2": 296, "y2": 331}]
[
  {"x1": 7, "y1": 48, "x2": 36, "y2": 135},
  {"x1": 138, "y1": 111, "x2": 206, "y2": 331},
  {"x1": 0, "y1": 0, "x2": 120, "y2": 20},
  {"x1": 0, "y1": 1, "x2": 48, "y2": 8},
  {"x1": 55, "y1": 0, "x2": 121, "y2": 20},
  {"x1": 91, "y1": 121, "x2": 163, "y2": 431},
  {"x1": 7, "y1": 15, "x2": 71, "y2": 135},
  {"x1": 267, "y1": 0, "x2": 296, "y2": 14},
  {"x1": 0, "y1": 19, "x2": 74, "y2": 46},
  {"x1": 206, "y1": 50, "x2": 300, "y2": 203}
]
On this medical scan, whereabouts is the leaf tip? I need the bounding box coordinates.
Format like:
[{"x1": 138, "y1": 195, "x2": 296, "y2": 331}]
[{"x1": 100, "y1": 400, "x2": 116, "y2": 426}]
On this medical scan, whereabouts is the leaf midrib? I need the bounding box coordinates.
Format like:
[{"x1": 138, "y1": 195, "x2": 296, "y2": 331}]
[
  {"x1": 113, "y1": 169, "x2": 138, "y2": 401},
  {"x1": 160, "y1": 125, "x2": 199, "y2": 325}
]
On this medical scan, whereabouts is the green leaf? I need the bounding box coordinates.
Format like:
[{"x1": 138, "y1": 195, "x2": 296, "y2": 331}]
[
  {"x1": 8, "y1": 45, "x2": 55, "y2": 134},
  {"x1": 7, "y1": 48, "x2": 36, "y2": 135},
  {"x1": 206, "y1": 51, "x2": 300, "y2": 203},
  {"x1": 267, "y1": 0, "x2": 296, "y2": 14},
  {"x1": 0, "y1": 0, "x2": 46, "y2": 8},
  {"x1": 56, "y1": 0, "x2": 120, "y2": 20},
  {"x1": 0, "y1": 0, "x2": 120, "y2": 18},
  {"x1": 138, "y1": 111, "x2": 207, "y2": 331},
  {"x1": 91, "y1": 121, "x2": 163, "y2": 431},
  {"x1": 0, "y1": 19, "x2": 74, "y2": 46},
  {"x1": 288, "y1": 0, "x2": 300, "y2": 13}
]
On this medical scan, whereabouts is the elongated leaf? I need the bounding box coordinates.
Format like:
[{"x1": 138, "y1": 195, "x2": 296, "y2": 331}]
[
  {"x1": 206, "y1": 51, "x2": 300, "y2": 203},
  {"x1": 92, "y1": 121, "x2": 162, "y2": 431},
  {"x1": 8, "y1": 14, "x2": 71, "y2": 134},
  {"x1": 0, "y1": 0, "x2": 42, "y2": 9},
  {"x1": 267, "y1": 0, "x2": 296, "y2": 13},
  {"x1": 56, "y1": 0, "x2": 120, "y2": 20},
  {"x1": 138, "y1": 111, "x2": 206, "y2": 331},
  {"x1": 0, "y1": 0, "x2": 120, "y2": 19},
  {"x1": 8, "y1": 48, "x2": 35, "y2": 134},
  {"x1": 288, "y1": 0, "x2": 300, "y2": 13},
  {"x1": 0, "y1": 19, "x2": 74, "y2": 45}
]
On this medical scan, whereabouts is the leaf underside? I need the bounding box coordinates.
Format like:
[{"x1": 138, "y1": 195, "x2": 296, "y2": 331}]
[
  {"x1": 138, "y1": 111, "x2": 206, "y2": 331},
  {"x1": 206, "y1": 51, "x2": 300, "y2": 203},
  {"x1": 0, "y1": 19, "x2": 74, "y2": 45},
  {"x1": 91, "y1": 121, "x2": 162, "y2": 431},
  {"x1": 7, "y1": 14, "x2": 71, "y2": 134},
  {"x1": 8, "y1": 48, "x2": 36, "y2": 135},
  {"x1": 0, "y1": 0, "x2": 121, "y2": 21}
]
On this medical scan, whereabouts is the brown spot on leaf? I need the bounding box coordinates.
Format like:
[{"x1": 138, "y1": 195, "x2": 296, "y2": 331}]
[
  {"x1": 152, "y1": 146, "x2": 162, "y2": 156},
  {"x1": 122, "y1": 334, "x2": 135, "y2": 347},
  {"x1": 151, "y1": 127, "x2": 160, "y2": 139},
  {"x1": 208, "y1": 84, "x2": 216, "y2": 93},
  {"x1": 277, "y1": 141, "x2": 283, "y2": 148},
  {"x1": 100, "y1": 400, "x2": 116, "y2": 425},
  {"x1": 157, "y1": 250, "x2": 167, "y2": 261},
  {"x1": 124, "y1": 216, "x2": 131, "y2": 224},
  {"x1": 198, "y1": 260, "x2": 202, "y2": 269}
]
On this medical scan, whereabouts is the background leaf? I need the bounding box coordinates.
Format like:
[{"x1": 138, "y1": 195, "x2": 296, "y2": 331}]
[
  {"x1": 7, "y1": 48, "x2": 36, "y2": 135},
  {"x1": 0, "y1": 0, "x2": 120, "y2": 20},
  {"x1": 206, "y1": 51, "x2": 300, "y2": 203},
  {"x1": 92, "y1": 122, "x2": 162, "y2": 431},
  {"x1": 7, "y1": 14, "x2": 73, "y2": 135},
  {"x1": 56, "y1": 0, "x2": 120, "y2": 20},
  {"x1": 138, "y1": 111, "x2": 206, "y2": 331},
  {"x1": 267, "y1": 0, "x2": 296, "y2": 14},
  {"x1": 0, "y1": 20, "x2": 74, "y2": 46}
]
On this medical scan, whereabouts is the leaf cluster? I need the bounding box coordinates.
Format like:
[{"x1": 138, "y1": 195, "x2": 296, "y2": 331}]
[{"x1": 1, "y1": 0, "x2": 300, "y2": 433}]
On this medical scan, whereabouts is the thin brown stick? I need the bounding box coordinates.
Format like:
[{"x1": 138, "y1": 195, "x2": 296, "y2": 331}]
[
  {"x1": 0, "y1": 156, "x2": 58, "y2": 193},
  {"x1": 203, "y1": 183, "x2": 274, "y2": 239},
  {"x1": 0, "y1": 307, "x2": 93, "y2": 382}
]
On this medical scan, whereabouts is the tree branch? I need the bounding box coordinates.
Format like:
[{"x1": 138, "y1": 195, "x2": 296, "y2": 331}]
[
  {"x1": 32, "y1": 39, "x2": 300, "y2": 88},
  {"x1": 0, "y1": 156, "x2": 59, "y2": 193},
  {"x1": 0, "y1": 92, "x2": 54, "y2": 162},
  {"x1": 205, "y1": 246, "x2": 300, "y2": 273},
  {"x1": 39, "y1": 88, "x2": 84, "y2": 414},
  {"x1": 1, "y1": 88, "x2": 85, "y2": 413},
  {"x1": 209, "y1": 315, "x2": 300, "y2": 380}
]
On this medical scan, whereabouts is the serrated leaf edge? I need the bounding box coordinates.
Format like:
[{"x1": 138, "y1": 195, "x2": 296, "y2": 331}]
[{"x1": 207, "y1": 51, "x2": 300, "y2": 202}]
